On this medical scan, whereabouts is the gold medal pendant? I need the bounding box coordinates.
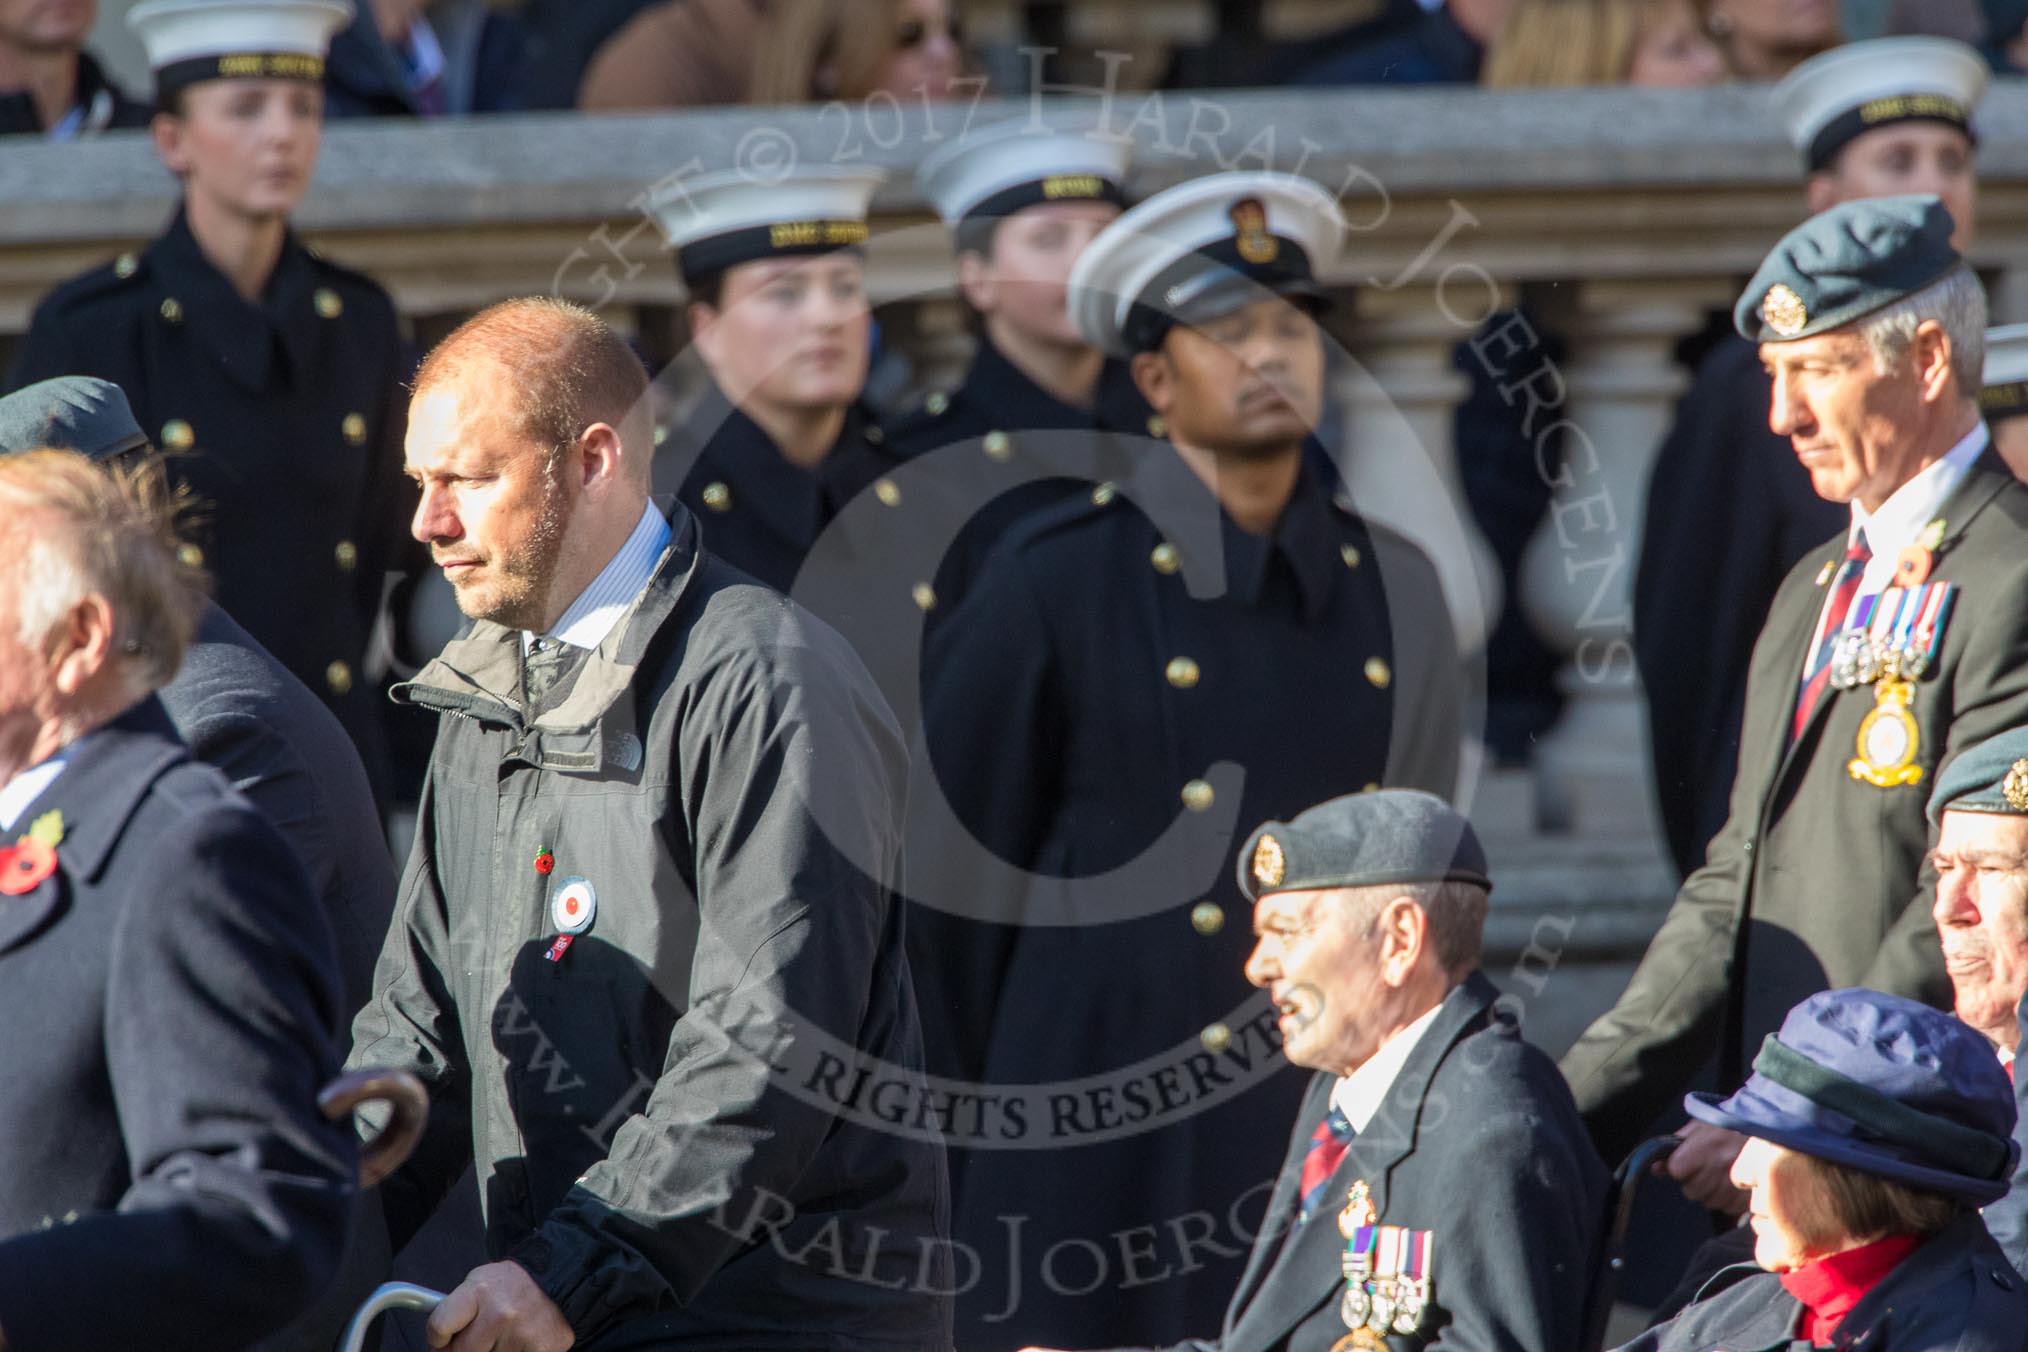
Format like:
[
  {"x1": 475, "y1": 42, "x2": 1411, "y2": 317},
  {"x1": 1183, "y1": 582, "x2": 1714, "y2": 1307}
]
[{"x1": 1849, "y1": 680, "x2": 1924, "y2": 788}]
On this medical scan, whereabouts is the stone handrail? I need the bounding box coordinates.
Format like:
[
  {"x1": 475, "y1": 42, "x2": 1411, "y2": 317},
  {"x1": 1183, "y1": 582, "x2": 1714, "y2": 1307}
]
[{"x1": 9, "y1": 84, "x2": 2014, "y2": 971}]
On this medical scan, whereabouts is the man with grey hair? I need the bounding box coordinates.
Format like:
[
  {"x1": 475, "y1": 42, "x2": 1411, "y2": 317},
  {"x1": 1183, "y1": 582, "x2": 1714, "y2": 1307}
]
[
  {"x1": 0, "y1": 450, "x2": 356, "y2": 1351},
  {"x1": 1565, "y1": 195, "x2": 2028, "y2": 1209},
  {"x1": 1024, "y1": 789, "x2": 1604, "y2": 1352}
]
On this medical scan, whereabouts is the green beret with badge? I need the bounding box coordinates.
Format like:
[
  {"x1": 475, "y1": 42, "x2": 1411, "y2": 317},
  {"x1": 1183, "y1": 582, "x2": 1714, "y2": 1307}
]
[
  {"x1": 1236, "y1": 788, "x2": 1490, "y2": 904},
  {"x1": 1928, "y1": 727, "x2": 2028, "y2": 824},
  {"x1": 1734, "y1": 194, "x2": 1963, "y2": 344}
]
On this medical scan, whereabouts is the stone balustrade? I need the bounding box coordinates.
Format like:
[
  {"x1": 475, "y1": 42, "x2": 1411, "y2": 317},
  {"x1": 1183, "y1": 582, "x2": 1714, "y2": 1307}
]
[{"x1": 9, "y1": 84, "x2": 2023, "y2": 1022}]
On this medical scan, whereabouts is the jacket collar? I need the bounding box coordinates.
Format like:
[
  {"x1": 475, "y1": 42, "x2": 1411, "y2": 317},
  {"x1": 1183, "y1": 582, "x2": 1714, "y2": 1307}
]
[
  {"x1": 1229, "y1": 971, "x2": 1502, "y2": 1345},
  {"x1": 1127, "y1": 451, "x2": 1340, "y2": 623},
  {"x1": 146, "y1": 205, "x2": 322, "y2": 394},
  {"x1": 692, "y1": 389, "x2": 890, "y2": 556},
  {"x1": 394, "y1": 501, "x2": 703, "y2": 771},
  {"x1": 9, "y1": 696, "x2": 186, "y2": 886}
]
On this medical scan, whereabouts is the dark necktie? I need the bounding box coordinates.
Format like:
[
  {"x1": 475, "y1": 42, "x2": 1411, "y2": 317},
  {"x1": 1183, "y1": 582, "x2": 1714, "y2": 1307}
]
[
  {"x1": 522, "y1": 638, "x2": 579, "y2": 710},
  {"x1": 1298, "y1": 1104, "x2": 1356, "y2": 1221},
  {"x1": 1792, "y1": 533, "x2": 1872, "y2": 740}
]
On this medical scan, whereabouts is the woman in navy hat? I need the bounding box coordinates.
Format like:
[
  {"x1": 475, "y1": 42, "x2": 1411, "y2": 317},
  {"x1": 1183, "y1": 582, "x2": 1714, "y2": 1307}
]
[{"x1": 1617, "y1": 988, "x2": 2028, "y2": 1351}]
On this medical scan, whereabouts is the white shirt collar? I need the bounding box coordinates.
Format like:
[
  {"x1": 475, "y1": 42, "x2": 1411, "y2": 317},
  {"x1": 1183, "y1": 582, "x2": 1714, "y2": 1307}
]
[
  {"x1": 1328, "y1": 1000, "x2": 1445, "y2": 1134},
  {"x1": 1850, "y1": 422, "x2": 1988, "y2": 572},
  {"x1": 523, "y1": 503, "x2": 671, "y2": 654},
  {"x1": 0, "y1": 749, "x2": 72, "y2": 834}
]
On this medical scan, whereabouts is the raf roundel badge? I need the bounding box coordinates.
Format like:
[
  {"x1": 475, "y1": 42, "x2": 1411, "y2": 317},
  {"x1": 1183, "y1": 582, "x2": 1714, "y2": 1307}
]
[{"x1": 550, "y1": 876, "x2": 597, "y2": 936}]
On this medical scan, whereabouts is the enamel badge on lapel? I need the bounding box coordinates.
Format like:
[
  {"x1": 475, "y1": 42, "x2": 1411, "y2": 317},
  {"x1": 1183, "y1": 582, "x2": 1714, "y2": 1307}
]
[
  {"x1": 544, "y1": 875, "x2": 596, "y2": 962},
  {"x1": 1332, "y1": 1178, "x2": 1435, "y2": 1349}
]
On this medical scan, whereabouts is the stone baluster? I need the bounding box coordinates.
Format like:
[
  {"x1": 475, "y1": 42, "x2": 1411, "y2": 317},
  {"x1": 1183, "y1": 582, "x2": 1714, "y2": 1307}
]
[{"x1": 1515, "y1": 278, "x2": 1734, "y2": 839}]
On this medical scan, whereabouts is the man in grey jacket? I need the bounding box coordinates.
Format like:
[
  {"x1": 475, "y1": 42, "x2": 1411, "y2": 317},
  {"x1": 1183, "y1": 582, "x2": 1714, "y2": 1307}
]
[{"x1": 347, "y1": 297, "x2": 950, "y2": 1350}]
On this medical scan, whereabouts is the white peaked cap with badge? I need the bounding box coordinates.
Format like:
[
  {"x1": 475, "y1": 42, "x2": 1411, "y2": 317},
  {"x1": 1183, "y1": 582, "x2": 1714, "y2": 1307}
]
[
  {"x1": 1067, "y1": 170, "x2": 1345, "y2": 358},
  {"x1": 1773, "y1": 36, "x2": 1987, "y2": 172},
  {"x1": 646, "y1": 166, "x2": 886, "y2": 287},
  {"x1": 915, "y1": 118, "x2": 1133, "y2": 226},
  {"x1": 129, "y1": 0, "x2": 354, "y2": 71}
]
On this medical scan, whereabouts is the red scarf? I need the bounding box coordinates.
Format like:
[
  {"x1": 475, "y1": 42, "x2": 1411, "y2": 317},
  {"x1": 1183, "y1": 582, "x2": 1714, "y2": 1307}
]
[{"x1": 1778, "y1": 1233, "x2": 1922, "y2": 1345}]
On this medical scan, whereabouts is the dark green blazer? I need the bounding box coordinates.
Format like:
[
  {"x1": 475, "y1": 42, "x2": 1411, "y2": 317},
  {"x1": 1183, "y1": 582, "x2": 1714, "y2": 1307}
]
[{"x1": 1564, "y1": 446, "x2": 2028, "y2": 1161}]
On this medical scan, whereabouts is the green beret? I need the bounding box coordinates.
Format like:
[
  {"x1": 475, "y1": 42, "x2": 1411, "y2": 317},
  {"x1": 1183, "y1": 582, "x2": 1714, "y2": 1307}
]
[
  {"x1": 1734, "y1": 195, "x2": 1962, "y2": 344},
  {"x1": 1237, "y1": 789, "x2": 1490, "y2": 905},
  {"x1": 1928, "y1": 727, "x2": 2028, "y2": 824}
]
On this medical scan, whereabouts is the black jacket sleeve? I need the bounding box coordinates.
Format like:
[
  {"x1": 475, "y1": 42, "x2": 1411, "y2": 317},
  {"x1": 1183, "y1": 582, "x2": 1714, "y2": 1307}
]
[{"x1": 0, "y1": 801, "x2": 356, "y2": 1352}]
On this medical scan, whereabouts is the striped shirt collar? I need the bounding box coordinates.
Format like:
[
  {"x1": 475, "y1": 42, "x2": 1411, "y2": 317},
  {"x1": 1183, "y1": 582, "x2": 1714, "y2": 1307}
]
[{"x1": 524, "y1": 501, "x2": 671, "y2": 654}]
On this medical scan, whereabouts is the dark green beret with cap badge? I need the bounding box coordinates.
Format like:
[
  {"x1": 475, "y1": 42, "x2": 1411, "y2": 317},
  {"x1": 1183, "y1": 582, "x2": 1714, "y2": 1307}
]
[
  {"x1": 1236, "y1": 789, "x2": 1490, "y2": 905},
  {"x1": 1927, "y1": 727, "x2": 2028, "y2": 824},
  {"x1": 1734, "y1": 194, "x2": 1963, "y2": 344}
]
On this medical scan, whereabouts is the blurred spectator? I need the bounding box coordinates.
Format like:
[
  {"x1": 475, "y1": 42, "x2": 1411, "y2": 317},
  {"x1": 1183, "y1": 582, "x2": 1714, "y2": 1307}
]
[
  {"x1": 515, "y1": 0, "x2": 653, "y2": 108},
  {"x1": 1991, "y1": 1, "x2": 2028, "y2": 71},
  {"x1": 1462, "y1": 0, "x2": 1725, "y2": 765},
  {"x1": 1291, "y1": 0, "x2": 1519, "y2": 85},
  {"x1": 750, "y1": 0, "x2": 964, "y2": 104},
  {"x1": 1706, "y1": 0, "x2": 1841, "y2": 78},
  {"x1": 1173, "y1": 0, "x2": 1423, "y2": 88},
  {"x1": 577, "y1": 0, "x2": 759, "y2": 110},
  {"x1": 326, "y1": 0, "x2": 529, "y2": 116},
  {"x1": 581, "y1": 0, "x2": 962, "y2": 110},
  {"x1": 1885, "y1": 0, "x2": 1986, "y2": 42},
  {"x1": 0, "y1": 0, "x2": 148, "y2": 137},
  {"x1": 1483, "y1": 0, "x2": 1725, "y2": 86}
]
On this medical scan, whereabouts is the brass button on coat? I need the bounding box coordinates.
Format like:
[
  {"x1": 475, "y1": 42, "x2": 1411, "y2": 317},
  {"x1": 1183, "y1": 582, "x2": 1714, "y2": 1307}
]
[
  {"x1": 1165, "y1": 657, "x2": 1200, "y2": 689},
  {"x1": 314, "y1": 288, "x2": 344, "y2": 318},
  {"x1": 875, "y1": 479, "x2": 902, "y2": 507},
  {"x1": 335, "y1": 539, "x2": 358, "y2": 571},
  {"x1": 983, "y1": 430, "x2": 1012, "y2": 460},
  {"x1": 1200, "y1": 1022, "x2": 1231, "y2": 1054},
  {"x1": 1190, "y1": 901, "x2": 1224, "y2": 936},
  {"x1": 1091, "y1": 482, "x2": 1117, "y2": 507},
  {"x1": 911, "y1": 583, "x2": 938, "y2": 612},
  {"x1": 114, "y1": 254, "x2": 138, "y2": 279},
  {"x1": 925, "y1": 392, "x2": 949, "y2": 417},
  {"x1": 1341, "y1": 544, "x2": 1362, "y2": 569},
  {"x1": 1151, "y1": 543, "x2": 1180, "y2": 575},
  {"x1": 1181, "y1": 778, "x2": 1214, "y2": 812},
  {"x1": 1365, "y1": 657, "x2": 1392, "y2": 689},
  {"x1": 159, "y1": 297, "x2": 183, "y2": 323},
  {"x1": 325, "y1": 661, "x2": 354, "y2": 696},
  {"x1": 702, "y1": 482, "x2": 732, "y2": 512},
  {"x1": 176, "y1": 542, "x2": 204, "y2": 569},
  {"x1": 160, "y1": 419, "x2": 194, "y2": 449},
  {"x1": 342, "y1": 412, "x2": 367, "y2": 445}
]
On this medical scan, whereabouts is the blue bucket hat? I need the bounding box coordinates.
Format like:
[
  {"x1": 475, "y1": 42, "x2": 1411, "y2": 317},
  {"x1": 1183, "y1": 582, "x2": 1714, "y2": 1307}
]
[
  {"x1": 1686, "y1": 989, "x2": 2018, "y2": 1205},
  {"x1": 0, "y1": 377, "x2": 149, "y2": 462}
]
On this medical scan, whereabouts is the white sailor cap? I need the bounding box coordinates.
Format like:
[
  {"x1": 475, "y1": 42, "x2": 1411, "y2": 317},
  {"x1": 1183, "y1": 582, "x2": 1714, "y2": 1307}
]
[
  {"x1": 129, "y1": 0, "x2": 353, "y2": 99},
  {"x1": 1981, "y1": 323, "x2": 2028, "y2": 425},
  {"x1": 1773, "y1": 36, "x2": 1987, "y2": 173},
  {"x1": 1067, "y1": 171, "x2": 1343, "y2": 357},
  {"x1": 647, "y1": 166, "x2": 887, "y2": 289},
  {"x1": 916, "y1": 119, "x2": 1132, "y2": 232}
]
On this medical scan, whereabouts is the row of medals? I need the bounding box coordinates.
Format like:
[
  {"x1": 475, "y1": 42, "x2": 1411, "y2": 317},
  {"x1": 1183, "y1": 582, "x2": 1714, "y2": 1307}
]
[
  {"x1": 1828, "y1": 626, "x2": 1933, "y2": 690},
  {"x1": 1335, "y1": 1182, "x2": 1428, "y2": 1343}
]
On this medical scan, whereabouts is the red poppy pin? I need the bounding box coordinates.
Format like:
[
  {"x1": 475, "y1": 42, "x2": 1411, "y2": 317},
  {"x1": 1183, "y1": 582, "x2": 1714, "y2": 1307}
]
[
  {"x1": 534, "y1": 849, "x2": 555, "y2": 876},
  {"x1": 0, "y1": 812, "x2": 62, "y2": 896},
  {"x1": 1895, "y1": 544, "x2": 1933, "y2": 587}
]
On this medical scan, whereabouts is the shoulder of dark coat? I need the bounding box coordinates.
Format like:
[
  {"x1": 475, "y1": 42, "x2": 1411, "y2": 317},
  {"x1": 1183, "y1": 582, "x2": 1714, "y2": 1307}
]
[
  {"x1": 303, "y1": 247, "x2": 400, "y2": 325},
  {"x1": 30, "y1": 253, "x2": 149, "y2": 324},
  {"x1": 880, "y1": 386, "x2": 971, "y2": 456}
]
